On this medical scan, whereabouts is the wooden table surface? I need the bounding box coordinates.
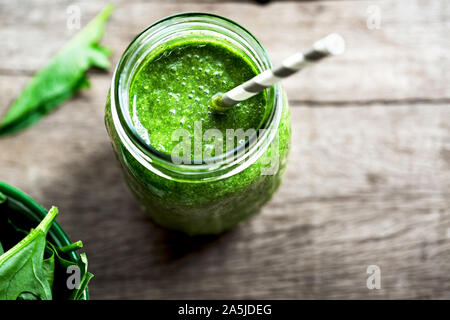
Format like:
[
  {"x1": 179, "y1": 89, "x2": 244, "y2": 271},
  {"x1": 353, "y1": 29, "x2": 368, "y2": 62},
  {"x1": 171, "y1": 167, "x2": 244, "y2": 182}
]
[{"x1": 0, "y1": 0, "x2": 449, "y2": 299}]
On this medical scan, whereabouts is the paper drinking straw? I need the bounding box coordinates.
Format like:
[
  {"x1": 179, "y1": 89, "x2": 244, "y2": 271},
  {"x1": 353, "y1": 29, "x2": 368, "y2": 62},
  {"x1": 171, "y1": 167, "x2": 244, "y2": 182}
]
[{"x1": 211, "y1": 33, "x2": 346, "y2": 112}]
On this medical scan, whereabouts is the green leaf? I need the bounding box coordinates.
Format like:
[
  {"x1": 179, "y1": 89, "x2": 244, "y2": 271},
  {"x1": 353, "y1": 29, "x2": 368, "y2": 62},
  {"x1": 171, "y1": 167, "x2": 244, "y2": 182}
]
[
  {"x1": 0, "y1": 192, "x2": 6, "y2": 256},
  {"x1": 1, "y1": 201, "x2": 93, "y2": 299},
  {"x1": 70, "y1": 253, "x2": 93, "y2": 300},
  {"x1": 59, "y1": 240, "x2": 83, "y2": 254},
  {"x1": 45, "y1": 241, "x2": 93, "y2": 300},
  {"x1": 0, "y1": 4, "x2": 114, "y2": 136},
  {"x1": 73, "y1": 272, "x2": 94, "y2": 300},
  {"x1": 42, "y1": 247, "x2": 56, "y2": 291},
  {"x1": 17, "y1": 292, "x2": 40, "y2": 300},
  {"x1": 0, "y1": 207, "x2": 58, "y2": 300}
]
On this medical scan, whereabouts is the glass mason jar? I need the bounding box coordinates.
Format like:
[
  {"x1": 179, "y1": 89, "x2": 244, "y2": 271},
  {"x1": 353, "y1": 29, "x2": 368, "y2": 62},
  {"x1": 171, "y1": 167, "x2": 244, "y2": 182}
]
[{"x1": 105, "y1": 13, "x2": 291, "y2": 235}]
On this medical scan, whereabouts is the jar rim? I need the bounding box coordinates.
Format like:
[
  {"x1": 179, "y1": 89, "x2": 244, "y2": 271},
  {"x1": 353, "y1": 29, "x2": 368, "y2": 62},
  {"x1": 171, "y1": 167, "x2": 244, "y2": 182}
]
[{"x1": 110, "y1": 12, "x2": 282, "y2": 180}]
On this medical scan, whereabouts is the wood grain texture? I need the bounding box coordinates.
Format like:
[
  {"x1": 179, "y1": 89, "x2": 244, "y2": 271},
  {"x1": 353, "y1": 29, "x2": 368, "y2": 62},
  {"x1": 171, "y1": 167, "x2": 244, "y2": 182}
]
[{"x1": 0, "y1": 0, "x2": 449, "y2": 299}]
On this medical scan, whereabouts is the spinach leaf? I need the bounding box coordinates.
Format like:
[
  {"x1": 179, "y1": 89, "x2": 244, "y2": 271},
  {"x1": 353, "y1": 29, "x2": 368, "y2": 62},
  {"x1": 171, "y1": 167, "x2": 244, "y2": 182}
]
[
  {"x1": 0, "y1": 192, "x2": 8, "y2": 256},
  {"x1": 0, "y1": 192, "x2": 5, "y2": 256},
  {"x1": 0, "y1": 207, "x2": 58, "y2": 300},
  {"x1": 0, "y1": 192, "x2": 93, "y2": 299},
  {"x1": 59, "y1": 240, "x2": 83, "y2": 254},
  {"x1": 0, "y1": 4, "x2": 114, "y2": 136},
  {"x1": 45, "y1": 241, "x2": 93, "y2": 300},
  {"x1": 70, "y1": 253, "x2": 93, "y2": 300},
  {"x1": 42, "y1": 247, "x2": 56, "y2": 292},
  {"x1": 17, "y1": 292, "x2": 40, "y2": 300}
]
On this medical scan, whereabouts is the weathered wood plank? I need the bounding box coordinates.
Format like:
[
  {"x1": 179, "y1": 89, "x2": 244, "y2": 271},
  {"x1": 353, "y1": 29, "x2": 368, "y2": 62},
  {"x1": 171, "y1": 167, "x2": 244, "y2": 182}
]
[
  {"x1": 0, "y1": 0, "x2": 449, "y2": 102},
  {"x1": 0, "y1": 68, "x2": 448, "y2": 298},
  {"x1": 0, "y1": 0, "x2": 449, "y2": 300}
]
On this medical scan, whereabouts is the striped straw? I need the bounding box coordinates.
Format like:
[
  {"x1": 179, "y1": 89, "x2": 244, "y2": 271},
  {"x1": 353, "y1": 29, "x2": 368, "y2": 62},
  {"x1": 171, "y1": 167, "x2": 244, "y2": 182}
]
[{"x1": 211, "y1": 33, "x2": 345, "y2": 112}]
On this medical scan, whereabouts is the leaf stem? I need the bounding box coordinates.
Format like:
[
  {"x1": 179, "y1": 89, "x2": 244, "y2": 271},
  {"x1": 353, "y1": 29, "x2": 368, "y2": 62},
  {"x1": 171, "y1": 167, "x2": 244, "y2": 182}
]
[
  {"x1": 59, "y1": 241, "x2": 83, "y2": 253},
  {"x1": 0, "y1": 206, "x2": 58, "y2": 264}
]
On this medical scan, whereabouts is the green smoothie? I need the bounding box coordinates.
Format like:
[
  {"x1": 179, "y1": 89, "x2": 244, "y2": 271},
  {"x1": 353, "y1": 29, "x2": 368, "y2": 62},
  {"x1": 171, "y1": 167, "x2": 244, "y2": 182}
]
[
  {"x1": 105, "y1": 14, "x2": 291, "y2": 235},
  {"x1": 129, "y1": 38, "x2": 269, "y2": 158}
]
